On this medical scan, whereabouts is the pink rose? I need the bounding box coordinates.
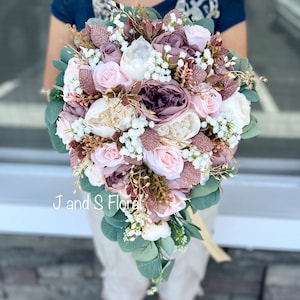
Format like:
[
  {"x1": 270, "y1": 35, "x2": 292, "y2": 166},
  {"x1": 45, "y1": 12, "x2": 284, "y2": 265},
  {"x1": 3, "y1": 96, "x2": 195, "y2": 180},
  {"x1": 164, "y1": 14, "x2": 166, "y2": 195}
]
[
  {"x1": 191, "y1": 83, "x2": 222, "y2": 118},
  {"x1": 91, "y1": 142, "x2": 124, "y2": 168},
  {"x1": 56, "y1": 111, "x2": 78, "y2": 147},
  {"x1": 184, "y1": 25, "x2": 211, "y2": 52},
  {"x1": 143, "y1": 146, "x2": 184, "y2": 180},
  {"x1": 156, "y1": 190, "x2": 187, "y2": 219},
  {"x1": 93, "y1": 61, "x2": 132, "y2": 93}
]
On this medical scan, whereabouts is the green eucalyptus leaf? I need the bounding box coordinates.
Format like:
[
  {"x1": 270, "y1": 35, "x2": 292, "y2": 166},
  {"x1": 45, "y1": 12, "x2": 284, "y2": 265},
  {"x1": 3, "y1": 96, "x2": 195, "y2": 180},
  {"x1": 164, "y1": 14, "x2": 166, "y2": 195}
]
[
  {"x1": 101, "y1": 217, "x2": 120, "y2": 241},
  {"x1": 86, "y1": 17, "x2": 114, "y2": 26},
  {"x1": 136, "y1": 257, "x2": 162, "y2": 279},
  {"x1": 55, "y1": 72, "x2": 64, "y2": 87},
  {"x1": 117, "y1": 233, "x2": 145, "y2": 253},
  {"x1": 241, "y1": 88, "x2": 260, "y2": 102},
  {"x1": 183, "y1": 221, "x2": 202, "y2": 240},
  {"x1": 242, "y1": 114, "x2": 260, "y2": 139},
  {"x1": 132, "y1": 241, "x2": 158, "y2": 262},
  {"x1": 190, "y1": 188, "x2": 220, "y2": 211},
  {"x1": 190, "y1": 176, "x2": 219, "y2": 199},
  {"x1": 52, "y1": 60, "x2": 67, "y2": 72},
  {"x1": 161, "y1": 259, "x2": 175, "y2": 282},
  {"x1": 44, "y1": 99, "x2": 64, "y2": 125},
  {"x1": 79, "y1": 173, "x2": 103, "y2": 194},
  {"x1": 193, "y1": 18, "x2": 215, "y2": 33},
  {"x1": 60, "y1": 45, "x2": 76, "y2": 63},
  {"x1": 160, "y1": 236, "x2": 175, "y2": 256},
  {"x1": 102, "y1": 210, "x2": 127, "y2": 229}
]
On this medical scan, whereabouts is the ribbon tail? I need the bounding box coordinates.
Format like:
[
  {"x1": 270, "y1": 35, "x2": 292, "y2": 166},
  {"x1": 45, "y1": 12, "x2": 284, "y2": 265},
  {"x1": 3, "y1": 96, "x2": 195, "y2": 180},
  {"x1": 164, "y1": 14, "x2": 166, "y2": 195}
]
[{"x1": 187, "y1": 206, "x2": 231, "y2": 263}]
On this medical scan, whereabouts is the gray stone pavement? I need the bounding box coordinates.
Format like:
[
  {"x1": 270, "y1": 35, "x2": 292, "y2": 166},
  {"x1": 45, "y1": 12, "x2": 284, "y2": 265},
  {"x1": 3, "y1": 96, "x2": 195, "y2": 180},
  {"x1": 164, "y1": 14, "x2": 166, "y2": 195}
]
[{"x1": 0, "y1": 234, "x2": 300, "y2": 300}]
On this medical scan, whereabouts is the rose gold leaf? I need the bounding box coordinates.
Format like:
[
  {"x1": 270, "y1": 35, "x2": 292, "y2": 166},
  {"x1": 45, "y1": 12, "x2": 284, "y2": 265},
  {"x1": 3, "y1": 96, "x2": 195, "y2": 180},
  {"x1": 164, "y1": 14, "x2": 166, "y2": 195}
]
[
  {"x1": 180, "y1": 162, "x2": 201, "y2": 187},
  {"x1": 192, "y1": 65, "x2": 207, "y2": 84},
  {"x1": 192, "y1": 132, "x2": 214, "y2": 152},
  {"x1": 79, "y1": 68, "x2": 97, "y2": 95},
  {"x1": 140, "y1": 128, "x2": 160, "y2": 151},
  {"x1": 70, "y1": 148, "x2": 81, "y2": 169},
  {"x1": 90, "y1": 23, "x2": 110, "y2": 48}
]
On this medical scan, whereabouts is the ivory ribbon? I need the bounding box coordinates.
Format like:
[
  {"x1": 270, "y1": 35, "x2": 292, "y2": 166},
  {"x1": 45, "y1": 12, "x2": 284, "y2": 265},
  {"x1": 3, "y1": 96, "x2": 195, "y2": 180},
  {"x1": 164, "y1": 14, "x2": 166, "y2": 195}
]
[{"x1": 187, "y1": 206, "x2": 231, "y2": 263}]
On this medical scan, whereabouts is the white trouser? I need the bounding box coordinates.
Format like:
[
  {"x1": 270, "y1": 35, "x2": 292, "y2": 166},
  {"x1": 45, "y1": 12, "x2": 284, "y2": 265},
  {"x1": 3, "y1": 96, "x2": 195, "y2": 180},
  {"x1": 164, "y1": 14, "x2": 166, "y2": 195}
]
[{"x1": 86, "y1": 192, "x2": 218, "y2": 300}]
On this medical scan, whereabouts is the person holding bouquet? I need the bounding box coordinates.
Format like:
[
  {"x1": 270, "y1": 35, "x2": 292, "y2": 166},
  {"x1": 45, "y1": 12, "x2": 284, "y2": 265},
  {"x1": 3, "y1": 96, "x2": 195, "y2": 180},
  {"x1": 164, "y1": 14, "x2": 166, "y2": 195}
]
[{"x1": 43, "y1": 1, "x2": 247, "y2": 300}]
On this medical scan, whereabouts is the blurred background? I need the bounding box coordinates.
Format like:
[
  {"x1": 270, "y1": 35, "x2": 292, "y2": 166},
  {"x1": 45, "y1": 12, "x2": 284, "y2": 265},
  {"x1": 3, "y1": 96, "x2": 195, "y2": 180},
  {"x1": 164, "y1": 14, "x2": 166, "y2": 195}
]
[{"x1": 0, "y1": 0, "x2": 299, "y2": 299}]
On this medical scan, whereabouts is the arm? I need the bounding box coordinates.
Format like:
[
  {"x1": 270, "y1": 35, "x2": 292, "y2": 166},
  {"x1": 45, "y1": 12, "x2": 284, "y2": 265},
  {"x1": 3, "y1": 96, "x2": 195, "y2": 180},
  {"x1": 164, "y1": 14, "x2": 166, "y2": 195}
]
[
  {"x1": 221, "y1": 20, "x2": 248, "y2": 58},
  {"x1": 43, "y1": 15, "x2": 74, "y2": 94}
]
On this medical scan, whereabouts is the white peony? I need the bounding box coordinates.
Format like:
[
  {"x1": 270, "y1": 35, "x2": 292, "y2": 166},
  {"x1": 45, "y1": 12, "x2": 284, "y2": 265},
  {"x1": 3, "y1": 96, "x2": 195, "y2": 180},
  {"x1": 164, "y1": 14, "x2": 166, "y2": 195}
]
[
  {"x1": 221, "y1": 91, "x2": 251, "y2": 130},
  {"x1": 120, "y1": 36, "x2": 153, "y2": 81},
  {"x1": 142, "y1": 221, "x2": 171, "y2": 241},
  {"x1": 84, "y1": 97, "x2": 135, "y2": 138},
  {"x1": 157, "y1": 111, "x2": 201, "y2": 143}
]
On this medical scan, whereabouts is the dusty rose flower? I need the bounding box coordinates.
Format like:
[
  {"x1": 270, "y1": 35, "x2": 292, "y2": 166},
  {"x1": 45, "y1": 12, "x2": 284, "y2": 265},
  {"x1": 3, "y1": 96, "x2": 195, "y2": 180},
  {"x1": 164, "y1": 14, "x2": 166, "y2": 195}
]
[
  {"x1": 184, "y1": 25, "x2": 211, "y2": 52},
  {"x1": 143, "y1": 146, "x2": 184, "y2": 180},
  {"x1": 152, "y1": 28, "x2": 192, "y2": 56},
  {"x1": 103, "y1": 164, "x2": 131, "y2": 193},
  {"x1": 191, "y1": 83, "x2": 222, "y2": 118},
  {"x1": 56, "y1": 111, "x2": 78, "y2": 147},
  {"x1": 62, "y1": 101, "x2": 87, "y2": 118},
  {"x1": 91, "y1": 142, "x2": 124, "y2": 168},
  {"x1": 100, "y1": 42, "x2": 122, "y2": 64},
  {"x1": 93, "y1": 61, "x2": 132, "y2": 93},
  {"x1": 139, "y1": 79, "x2": 191, "y2": 124}
]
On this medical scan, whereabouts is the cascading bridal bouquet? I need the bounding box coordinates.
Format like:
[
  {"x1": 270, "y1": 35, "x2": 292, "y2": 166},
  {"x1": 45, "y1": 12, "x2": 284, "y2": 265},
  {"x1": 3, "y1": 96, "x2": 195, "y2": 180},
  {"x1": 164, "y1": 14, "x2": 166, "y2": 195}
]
[{"x1": 45, "y1": 4, "x2": 261, "y2": 287}]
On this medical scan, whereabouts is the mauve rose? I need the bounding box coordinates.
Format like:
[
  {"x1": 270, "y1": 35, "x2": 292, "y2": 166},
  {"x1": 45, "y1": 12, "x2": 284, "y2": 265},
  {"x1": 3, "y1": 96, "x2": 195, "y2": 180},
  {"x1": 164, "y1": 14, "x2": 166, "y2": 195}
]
[
  {"x1": 91, "y1": 142, "x2": 124, "y2": 168},
  {"x1": 139, "y1": 79, "x2": 190, "y2": 124},
  {"x1": 93, "y1": 61, "x2": 132, "y2": 93},
  {"x1": 156, "y1": 190, "x2": 187, "y2": 219},
  {"x1": 103, "y1": 164, "x2": 130, "y2": 193},
  {"x1": 56, "y1": 111, "x2": 78, "y2": 147},
  {"x1": 184, "y1": 25, "x2": 211, "y2": 52},
  {"x1": 152, "y1": 29, "x2": 191, "y2": 56},
  {"x1": 212, "y1": 144, "x2": 237, "y2": 166},
  {"x1": 191, "y1": 83, "x2": 222, "y2": 118},
  {"x1": 143, "y1": 146, "x2": 184, "y2": 180},
  {"x1": 62, "y1": 101, "x2": 87, "y2": 118},
  {"x1": 100, "y1": 42, "x2": 122, "y2": 64}
]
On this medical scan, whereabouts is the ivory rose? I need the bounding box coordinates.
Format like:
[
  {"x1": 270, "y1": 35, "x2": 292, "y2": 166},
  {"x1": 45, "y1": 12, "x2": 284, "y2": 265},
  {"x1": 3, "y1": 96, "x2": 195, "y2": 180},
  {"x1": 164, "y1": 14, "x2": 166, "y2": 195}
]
[
  {"x1": 157, "y1": 111, "x2": 201, "y2": 142},
  {"x1": 84, "y1": 98, "x2": 135, "y2": 138},
  {"x1": 84, "y1": 164, "x2": 104, "y2": 187},
  {"x1": 191, "y1": 83, "x2": 222, "y2": 118},
  {"x1": 93, "y1": 61, "x2": 132, "y2": 93},
  {"x1": 120, "y1": 36, "x2": 153, "y2": 81},
  {"x1": 143, "y1": 146, "x2": 184, "y2": 180},
  {"x1": 184, "y1": 25, "x2": 211, "y2": 52},
  {"x1": 142, "y1": 221, "x2": 171, "y2": 241},
  {"x1": 91, "y1": 142, "x2": 124, "y2": 168},
  {"x1": 221, "y1": 90, "x2": 251, "y2": 130}
]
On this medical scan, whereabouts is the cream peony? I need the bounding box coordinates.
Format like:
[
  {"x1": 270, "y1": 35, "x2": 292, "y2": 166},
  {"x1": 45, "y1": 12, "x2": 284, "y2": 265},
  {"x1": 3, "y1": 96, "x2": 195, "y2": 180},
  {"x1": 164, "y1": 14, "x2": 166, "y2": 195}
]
[
  {"x1": 84, "y1": 164, "x2": 104, "y2": 187},
  {"x1": 221, "y1": 91, "x2": 251, "y2": 130},
  {"x1": 84, "y1": 98, "x2": 135, "y2": 138},
  {"x1": 156, "y1": 111, "x2": 201, "y2": 143},
  {"x1": 142, "y1": 221, "x2": 171, "y2": 241},
  {"x1": 120, "y1": 36, "x2": 153, "y2": 81}
]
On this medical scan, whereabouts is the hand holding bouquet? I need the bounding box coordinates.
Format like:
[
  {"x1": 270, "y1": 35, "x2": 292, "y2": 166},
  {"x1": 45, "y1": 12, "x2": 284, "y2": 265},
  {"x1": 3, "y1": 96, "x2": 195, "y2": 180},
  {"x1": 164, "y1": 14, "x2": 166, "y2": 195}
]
[{"x1": 45, "y1": 4, "x2": 260, "y2": 286}]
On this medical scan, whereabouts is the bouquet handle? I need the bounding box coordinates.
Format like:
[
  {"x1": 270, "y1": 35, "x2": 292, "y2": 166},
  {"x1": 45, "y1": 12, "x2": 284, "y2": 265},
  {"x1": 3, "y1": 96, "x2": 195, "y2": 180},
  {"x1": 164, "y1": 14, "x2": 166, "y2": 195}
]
[{"x1": 187, "y1": 207, "x2": 231, "y2": 263}]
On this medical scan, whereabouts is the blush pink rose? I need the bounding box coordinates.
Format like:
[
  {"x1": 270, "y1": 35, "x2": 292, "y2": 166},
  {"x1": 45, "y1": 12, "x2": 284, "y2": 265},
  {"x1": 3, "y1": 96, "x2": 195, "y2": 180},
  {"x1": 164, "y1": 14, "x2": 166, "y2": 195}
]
[
  {"x1": 56, "y1": 111, "x2": 78, "y2": 147},
  {"x1": 91, "y1": 142, "x2": 124, "y2": 168},
  {"x1": 93, "y1": 61, "x2": 132, "y2": 93},
  {"x1": 191, "y1": 83, "x2": 222, "y2": 118},
  {"x1": 156, "y1": 190, "x2": 187, "y2": 219},
  {"x1": 143, "y1": 146, "x2": 184, "y2": 180},
  {"x1": 184, "y1": 25, "x2": 211, "y2": 52}
]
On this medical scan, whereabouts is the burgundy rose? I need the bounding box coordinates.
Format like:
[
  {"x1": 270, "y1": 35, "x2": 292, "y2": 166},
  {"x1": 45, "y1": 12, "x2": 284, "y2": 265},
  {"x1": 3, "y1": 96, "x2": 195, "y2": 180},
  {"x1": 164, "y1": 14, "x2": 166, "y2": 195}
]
[
  {"x1": 139, "y1": 79, "x2": 191, "y2": 124},
  {"x1": 100, "y1": 42, "x2": 122, "y2": 64}
]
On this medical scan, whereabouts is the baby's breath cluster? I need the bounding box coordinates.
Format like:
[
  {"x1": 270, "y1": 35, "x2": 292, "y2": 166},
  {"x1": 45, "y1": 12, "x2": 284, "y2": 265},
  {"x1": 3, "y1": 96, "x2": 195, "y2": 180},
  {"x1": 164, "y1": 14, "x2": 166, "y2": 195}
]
[
  {"x1": 144, "y1": 49, "x2": 171, "y2": 82},
  {"x1": 80, "y1": 46, "x2": 102, "y2": 68},
  {"x1": 71, "y1": 118, "x2": 91, "y2": 142},
  {"x1": 195, "y1": 48, "x2": 214, "y2": 71},
  {"x1": 182, "y1": 148, "x2": 212, "y2": 172},
  {"x1": 206, "y1": 113, "x2": 242, "y2": 148},
  {"x1": 108, "y1": 19, "x2": 129, "y2": 51},
  {"x1": 119, "y1": 116, "x2": 155, "y2": 160},
  {"x1": 162, "y1": 12, "x2": 183, "y2": 32}
]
